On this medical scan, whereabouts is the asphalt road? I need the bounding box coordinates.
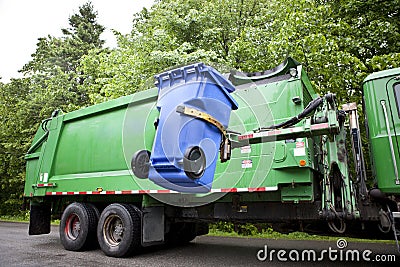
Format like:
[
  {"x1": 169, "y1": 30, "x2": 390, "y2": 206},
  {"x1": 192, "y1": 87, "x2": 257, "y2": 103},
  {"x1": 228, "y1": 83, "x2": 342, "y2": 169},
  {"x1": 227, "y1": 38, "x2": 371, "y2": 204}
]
[{"x1": 0, "y1": 221, "x2": 399, "y2": 266}]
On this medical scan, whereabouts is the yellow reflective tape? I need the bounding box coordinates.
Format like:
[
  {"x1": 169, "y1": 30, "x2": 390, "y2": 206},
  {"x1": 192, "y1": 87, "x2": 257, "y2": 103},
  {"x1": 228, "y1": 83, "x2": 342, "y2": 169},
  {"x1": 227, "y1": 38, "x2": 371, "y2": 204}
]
[{"x1": 177, "y1": 106, "x2": 227, "y2": 136}]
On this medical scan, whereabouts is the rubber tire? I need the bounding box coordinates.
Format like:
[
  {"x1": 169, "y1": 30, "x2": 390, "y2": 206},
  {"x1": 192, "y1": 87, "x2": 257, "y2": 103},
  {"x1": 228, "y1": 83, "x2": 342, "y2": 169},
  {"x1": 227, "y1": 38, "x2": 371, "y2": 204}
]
[
  {"x1": 86, "y1": 203, "x2": 100, "y2": 221},
  {"x1": 60, "y1": 202, "x2": 98, "y2": 251},
  {"x1": 97, "y1": 203, "x2": 142, "y2": 257},
  {"x1": 86, "y1": 203, "x2": 100, "y2": 248}
]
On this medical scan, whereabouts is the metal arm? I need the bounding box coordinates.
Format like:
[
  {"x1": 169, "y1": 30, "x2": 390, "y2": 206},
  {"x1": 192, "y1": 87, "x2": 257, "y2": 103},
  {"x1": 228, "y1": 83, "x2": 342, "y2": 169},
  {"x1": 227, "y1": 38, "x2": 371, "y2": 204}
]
[{"x1": 231, "y1": 94, "x2": 340, "y2": 148}]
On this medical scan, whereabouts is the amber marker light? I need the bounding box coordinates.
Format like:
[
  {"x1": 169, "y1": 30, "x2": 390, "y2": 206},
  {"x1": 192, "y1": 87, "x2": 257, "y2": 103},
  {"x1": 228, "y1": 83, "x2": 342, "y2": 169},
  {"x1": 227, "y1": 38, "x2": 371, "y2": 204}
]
[{"x1": 299, "y1": 160, "x2": 307, "y2": 166}]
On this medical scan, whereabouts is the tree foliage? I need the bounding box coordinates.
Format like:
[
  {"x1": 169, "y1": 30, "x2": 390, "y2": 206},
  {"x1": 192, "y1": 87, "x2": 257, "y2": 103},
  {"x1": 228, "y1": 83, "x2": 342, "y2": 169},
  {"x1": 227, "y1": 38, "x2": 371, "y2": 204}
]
[
  {"x1": 22, "y1": 2, "x2": 105, "y2": 76},
  {"x1": 0, "y1": 1, "x2": 105, "y2": 214},
  {"x1": 80, "y1": 0, "x2": 400, "y2": 104},
  {"x1": 0, "y1": 0, "x2": 399, "y2": 214}
]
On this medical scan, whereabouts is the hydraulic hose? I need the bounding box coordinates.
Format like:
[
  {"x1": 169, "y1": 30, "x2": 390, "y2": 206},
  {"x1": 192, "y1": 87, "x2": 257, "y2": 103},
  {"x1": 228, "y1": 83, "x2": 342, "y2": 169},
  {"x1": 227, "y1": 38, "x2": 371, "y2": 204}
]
[{"x1": 255, "y1": 96, "x2": 324, "y2": 132}]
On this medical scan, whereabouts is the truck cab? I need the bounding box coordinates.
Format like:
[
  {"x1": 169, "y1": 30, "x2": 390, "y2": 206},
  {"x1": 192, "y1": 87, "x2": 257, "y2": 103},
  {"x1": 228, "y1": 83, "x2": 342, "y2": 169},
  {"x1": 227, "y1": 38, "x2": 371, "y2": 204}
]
[{"x1": 363, "y1": 68, "x2": 400, "y2": 193}]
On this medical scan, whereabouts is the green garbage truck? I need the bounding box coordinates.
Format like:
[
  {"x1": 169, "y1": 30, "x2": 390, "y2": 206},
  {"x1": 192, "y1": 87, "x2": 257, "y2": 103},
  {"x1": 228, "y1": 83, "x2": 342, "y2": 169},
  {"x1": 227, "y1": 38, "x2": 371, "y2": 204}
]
[{"x1": 24, "y1": 58, "x2": 400, "y2": 257}]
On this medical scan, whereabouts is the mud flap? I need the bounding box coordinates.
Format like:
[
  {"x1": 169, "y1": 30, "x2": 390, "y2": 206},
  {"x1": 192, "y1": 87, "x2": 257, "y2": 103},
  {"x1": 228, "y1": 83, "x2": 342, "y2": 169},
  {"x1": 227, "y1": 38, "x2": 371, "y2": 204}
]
[
  {"x1": 29, "y1": 201, "x2": 51, "y2": 235},
  {"x1": 142, "y1": 206, "x2": 164, "y2": 247}
]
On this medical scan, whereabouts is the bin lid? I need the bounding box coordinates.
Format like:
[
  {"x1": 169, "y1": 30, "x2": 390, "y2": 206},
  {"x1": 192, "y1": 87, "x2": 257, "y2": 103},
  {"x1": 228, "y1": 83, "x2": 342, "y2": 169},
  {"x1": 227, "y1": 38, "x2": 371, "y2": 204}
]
[{"x1": 155, "y1": 63, "x2": 238, "y2": 110}]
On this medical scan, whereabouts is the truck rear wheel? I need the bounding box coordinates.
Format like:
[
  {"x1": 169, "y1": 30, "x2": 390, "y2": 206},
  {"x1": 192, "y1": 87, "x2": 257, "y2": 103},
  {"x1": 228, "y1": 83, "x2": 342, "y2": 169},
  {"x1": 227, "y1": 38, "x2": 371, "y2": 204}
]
[
  {"x1": 97, "y1": 203, "x2": 142, "y2": 257},
  {"x1": 60, "y1": 202, "x2": 99, "y2": 251}
]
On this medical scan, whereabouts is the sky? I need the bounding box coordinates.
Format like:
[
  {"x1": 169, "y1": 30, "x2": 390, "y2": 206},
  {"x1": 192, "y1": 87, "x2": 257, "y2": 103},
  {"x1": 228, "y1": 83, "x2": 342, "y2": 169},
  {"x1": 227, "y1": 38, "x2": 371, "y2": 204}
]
[{"x1": 0, "y1": 0, "x2": 155, "y2": 83}]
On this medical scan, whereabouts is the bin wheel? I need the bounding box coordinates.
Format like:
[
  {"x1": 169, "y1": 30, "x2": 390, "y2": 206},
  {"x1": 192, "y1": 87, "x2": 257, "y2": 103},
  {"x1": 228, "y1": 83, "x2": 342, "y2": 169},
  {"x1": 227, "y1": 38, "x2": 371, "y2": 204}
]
[
  {"x1": 60, "y1": 202, "x2": 98, "y2": 251},
  {"x1": 97, "y1": 203, "x2": 142, "y2": 257},
  {"x1": 131, "y1": 150, "x2": 151, "y2": 179},
  {"x1": 183, "y1": 146, "x2": 206, "y2": 179}
]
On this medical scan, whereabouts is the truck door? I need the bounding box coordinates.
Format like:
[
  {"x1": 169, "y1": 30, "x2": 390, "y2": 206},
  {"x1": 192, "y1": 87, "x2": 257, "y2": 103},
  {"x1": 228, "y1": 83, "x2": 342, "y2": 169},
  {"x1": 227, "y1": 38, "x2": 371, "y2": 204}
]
[{"x1": 385, "y1": 79, "x2": 400, "y2": 185}]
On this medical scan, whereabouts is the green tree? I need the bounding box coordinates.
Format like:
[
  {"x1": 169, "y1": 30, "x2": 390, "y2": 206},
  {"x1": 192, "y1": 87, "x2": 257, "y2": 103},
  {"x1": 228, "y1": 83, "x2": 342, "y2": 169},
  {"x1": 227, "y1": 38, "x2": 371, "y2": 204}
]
[
  {"x1": 88, "y1": 0, "x2": 398, "y2": 104},
  {"x1": 0, "y1": 79, "x2": 33, "y2": 214},
  {"x1": 0, "y1": 2, "x2": 105, "y2": 215},
  {"x1": 330, "y1": 0, "x2": 400, "y2": 72},
  {"x1": 79, "y1": 0, "x2": 274, "y2": 103},
  {"x1": 22, "y1": 1, "x2": 105, "y2": 76},
  {"x1": 21, "y1": 1, "x2": 105, "y2": 107}
]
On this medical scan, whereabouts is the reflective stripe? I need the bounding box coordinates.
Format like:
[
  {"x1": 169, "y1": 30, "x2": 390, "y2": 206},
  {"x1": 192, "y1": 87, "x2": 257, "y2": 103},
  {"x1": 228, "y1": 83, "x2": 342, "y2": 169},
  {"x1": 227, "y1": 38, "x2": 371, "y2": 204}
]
[{"x1": 44, "y1": 186, "x2": 278, "y2": 196}]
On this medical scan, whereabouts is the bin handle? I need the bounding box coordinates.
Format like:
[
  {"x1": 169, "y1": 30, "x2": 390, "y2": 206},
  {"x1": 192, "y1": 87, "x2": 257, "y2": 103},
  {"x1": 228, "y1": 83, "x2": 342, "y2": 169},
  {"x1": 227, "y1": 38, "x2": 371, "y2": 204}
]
[
  {"x1": 176, "y1": 105, "x2": 231, "y2": 162},
  {"x1": 176, "y1": 105, "x2": 227, "y2": 136}
]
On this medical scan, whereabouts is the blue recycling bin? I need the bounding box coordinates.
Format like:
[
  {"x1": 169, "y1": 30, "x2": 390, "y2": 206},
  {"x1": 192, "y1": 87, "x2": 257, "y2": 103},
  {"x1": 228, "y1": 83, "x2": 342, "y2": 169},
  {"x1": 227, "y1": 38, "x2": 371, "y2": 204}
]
[{"x1": 148, "y1": 63, "x2": 238, "y2": 193}]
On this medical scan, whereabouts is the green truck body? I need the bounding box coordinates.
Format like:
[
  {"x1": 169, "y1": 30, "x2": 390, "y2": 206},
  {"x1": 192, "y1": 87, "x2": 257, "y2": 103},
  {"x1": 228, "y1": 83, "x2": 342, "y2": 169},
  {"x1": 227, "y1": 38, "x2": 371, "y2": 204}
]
[
  {"x1": 25, "y1": 58, "x2": 318, "y2": 203},
  {"x1": 24, "y1": 58, "x2": 400, "y2": 257}
]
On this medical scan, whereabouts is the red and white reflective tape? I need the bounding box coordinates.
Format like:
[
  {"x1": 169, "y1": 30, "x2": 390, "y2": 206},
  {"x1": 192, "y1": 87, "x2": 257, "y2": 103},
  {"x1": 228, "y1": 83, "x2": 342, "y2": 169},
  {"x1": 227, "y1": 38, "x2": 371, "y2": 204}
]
[
  {"x1": 44, "y1": 186, "x2": 278, "y2": 196},
  {"x1": 34, "y1": 183, "x2": 55, "y2": 188}
]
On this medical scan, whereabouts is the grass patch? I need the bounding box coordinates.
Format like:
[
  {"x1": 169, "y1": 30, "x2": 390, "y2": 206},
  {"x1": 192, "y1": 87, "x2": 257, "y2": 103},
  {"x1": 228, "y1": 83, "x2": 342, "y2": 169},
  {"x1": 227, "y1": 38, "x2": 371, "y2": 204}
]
[
  {"x1": 0, "y1": 211, "x2": 29, "y2": 223},
  {"x1": 207, "y1": 222, "x2": 395, "y2": 244},
  {"x1": 0, "y1": 212, "x2": 60, "y2": 225}
]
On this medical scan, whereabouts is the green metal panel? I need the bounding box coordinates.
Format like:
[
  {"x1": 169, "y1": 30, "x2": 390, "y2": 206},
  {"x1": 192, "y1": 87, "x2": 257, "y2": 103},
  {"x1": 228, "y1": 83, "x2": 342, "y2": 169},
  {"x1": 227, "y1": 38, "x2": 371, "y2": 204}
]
[
  {"x1": 281, "y1": 184, "x2": 313, "y2": 203},
  {"x1": 24, "y1": 62, "x2": 319, "y2": 203},
  {"x1": 363, "y1": 67, "x2": 400, "y2": 193},
  {"x1": 24, "y1": 126, "x2": 48, "y2": 197}
]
